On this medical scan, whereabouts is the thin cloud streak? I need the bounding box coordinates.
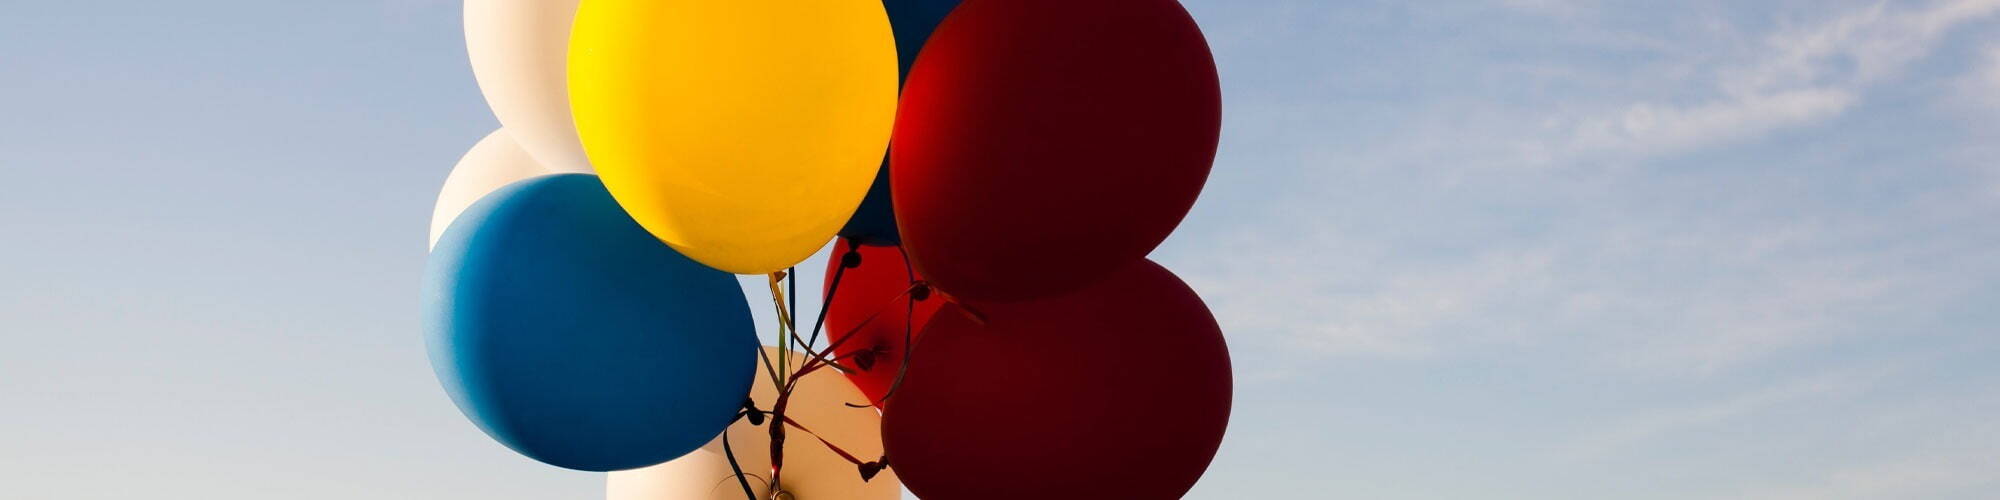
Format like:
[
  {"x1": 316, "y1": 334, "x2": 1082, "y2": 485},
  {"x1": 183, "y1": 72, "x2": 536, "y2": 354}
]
[{"x1": 1178, "y1": 0, "x2": 2000, "y2": 376}]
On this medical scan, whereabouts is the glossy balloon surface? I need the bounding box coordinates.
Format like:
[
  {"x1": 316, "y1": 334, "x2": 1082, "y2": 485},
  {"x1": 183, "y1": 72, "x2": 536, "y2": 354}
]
[
  {"x1": 882, "y1": 260, "x2": 1232, "y2": 499},
  {"x1": 425, "y1": 174, "x2": 758, "y2": 472},
  {"x1": 891, "y1": 0, "x2": 1221, "y2": 300},
  {"x1": 837, "y1": 0, "x2": 963, "y2": 245},
  {"x1": 569, "y1": 0, "x2": 900, "y2": 274},
  {"x1": 822, "y1": 241, "x2": 942, "y2": 404}
]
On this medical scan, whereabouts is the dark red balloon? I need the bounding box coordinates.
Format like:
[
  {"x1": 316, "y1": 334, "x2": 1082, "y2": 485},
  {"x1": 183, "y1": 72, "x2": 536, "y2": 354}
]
[
  {"x1": 882, "y1": 260, "x2": 1232, "y2": 500},
  {"x1": 890, "y1": 0, "x2": 1222, "y2": 301},
  {"x1": 822, "y1": 240, "x2": 943, "y2": 404}
]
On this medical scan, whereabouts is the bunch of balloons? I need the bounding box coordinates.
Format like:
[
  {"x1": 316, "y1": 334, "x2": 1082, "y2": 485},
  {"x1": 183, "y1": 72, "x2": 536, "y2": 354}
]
[{"x1": 422, "y1": 0, "x2": 1229, "y2": 498}]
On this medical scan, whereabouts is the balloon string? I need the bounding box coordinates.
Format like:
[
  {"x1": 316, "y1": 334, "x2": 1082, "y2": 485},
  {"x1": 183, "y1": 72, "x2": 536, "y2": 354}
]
[
  {"x1": 721, "y1": 411, "x2": 759, "y2": 500},
  {"x1": 804, "y1": 240, "x2": 859, "y2": 356},
  {"x1": 780, "y1": 415, "x2": 869, "y2": 466},
  {"x1": 769, "y1": 268, "x2": 855, "y2": 382},
  {"x1": 806, "y1": 281, "x2": 923, "y2": 367},
  {"x1": 839, "y1": 244, "x2": 962, "y2": 408},
  {"x1": 766, "y1": 273, "x2": 795, "y2": 387},
  {"x1": 781, "y1": 414, "x2": 890, "y2": 481},
  {"x1": 764, "y1": 275, "x2": 798, "y2": 494},
  {"x1": 754, "y1": 343, "x2": 782, "y2": 395},
  {"x1": 879, "y1": 244, "x2": 922, "y2": 405},
  {"x1": 793, "y1": 282, "x2": 925, "y2": 381},
  {"x1": 767, "y1": 256, "x2": 852, "y2": 493},
  {"x1": 788, "y1": 265, "x2": 799, "y2": 347},
  {"x1": 759, "y1": 243, "x2": 923, "y2": 488},
  {"x1": 782, "y1": 240, "x2": 863, "y2": 384}
]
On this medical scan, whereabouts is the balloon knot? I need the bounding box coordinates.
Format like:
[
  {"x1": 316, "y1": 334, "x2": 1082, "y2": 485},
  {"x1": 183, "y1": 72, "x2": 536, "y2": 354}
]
[
  {"x1": 852, "y1": 346, "x2": 880, "y2": 372},
  {"x1": 841, "y1": 248, "x2": 864, "y2": 269},
  {"x1": 742, "y1": 399, "x2": 766, "y2": 426},
  {"x1": 858, "y1": 457, "x2": 890, "y2": 482},
  {"x1": 910, "y1": 283, "x2": 932, "y2": 302}
]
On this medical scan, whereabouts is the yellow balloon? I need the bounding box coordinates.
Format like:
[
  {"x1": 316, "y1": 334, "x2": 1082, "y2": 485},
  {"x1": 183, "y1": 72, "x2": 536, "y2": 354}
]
[
  {"x1": 568, "y1": 0, "x2": 900, "y2": 275},
  {"x1": 608, "y1": 348, "x2": 899, "y2": 500}
]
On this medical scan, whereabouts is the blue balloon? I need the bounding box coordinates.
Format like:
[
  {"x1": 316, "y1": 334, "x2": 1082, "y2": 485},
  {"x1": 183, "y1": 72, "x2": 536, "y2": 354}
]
[
  {"x1": 840, "y1": 160, "x2": 900, "y2": 245},
  {"x1": 884, "y1": 0, "x2": 964, "y2": 82},
  {"x1": 423, "y1": 173, "x2": 758, "y2": 472},
  {"x1": 839, "y1": 0, "x2": 964, "y2": 245}
]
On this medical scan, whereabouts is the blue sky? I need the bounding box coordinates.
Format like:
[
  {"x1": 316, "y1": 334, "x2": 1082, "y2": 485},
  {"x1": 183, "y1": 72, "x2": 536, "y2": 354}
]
[{"x1": 3, "y1": 1, "x2": 1998, "y2": 498}]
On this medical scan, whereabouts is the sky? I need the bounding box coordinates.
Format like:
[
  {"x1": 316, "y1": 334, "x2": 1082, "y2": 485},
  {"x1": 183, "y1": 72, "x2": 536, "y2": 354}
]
[{"x1": 3, "y1": 0, "x2": 1999, "y2": 499}]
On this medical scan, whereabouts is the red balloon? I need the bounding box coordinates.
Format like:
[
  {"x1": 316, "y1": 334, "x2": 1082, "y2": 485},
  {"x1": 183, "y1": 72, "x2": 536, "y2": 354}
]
[
  {"x1": 822, "y1": 240, "x2": 943, "y2": 405},
  {"x1": 882, "y1": 260, "x2": 1231, "y2": 500},
  {"x1": 890, "y1": 0, "x2": 1221, "y2": 301}
]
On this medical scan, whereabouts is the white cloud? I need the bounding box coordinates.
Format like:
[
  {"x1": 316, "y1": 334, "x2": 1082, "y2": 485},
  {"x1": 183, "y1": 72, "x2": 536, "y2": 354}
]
[
  {"x1": 1558, "y1": 0, "x2": 2000, "y2": 161},
  {"x1": 1725, "y1": 1, "x2": 2000, "y2": 93},
  {"x1": 1177, "y1": 0, "x2": 2000, "y2": 375},
  {"x1": 1182, "y1": 197, "x2": 1988, "y2": 375},
  {"x1": 1563, "y1": 87, "x2": 1854, "y2": 159},
  {"x1": 1180, "y1": 235, "x2": 1557, "y2": 360}
]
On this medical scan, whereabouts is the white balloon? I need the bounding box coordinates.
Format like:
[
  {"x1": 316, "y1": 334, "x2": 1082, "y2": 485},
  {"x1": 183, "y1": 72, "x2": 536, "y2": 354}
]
[
  {"x1": 464, "y1": 0, "x2": 592, "y2": 172},
  {"x1": 609, "y1": 348, "x2": 900, "y2": 500},
  {"x1": 428, "y1": 129, "x2": 557, "y2": 249}
]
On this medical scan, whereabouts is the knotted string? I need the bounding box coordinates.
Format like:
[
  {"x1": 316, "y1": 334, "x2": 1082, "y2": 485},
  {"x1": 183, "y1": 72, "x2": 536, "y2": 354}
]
[{"x1": 735, "y1": 240, "x2": 967, "y2": 498}]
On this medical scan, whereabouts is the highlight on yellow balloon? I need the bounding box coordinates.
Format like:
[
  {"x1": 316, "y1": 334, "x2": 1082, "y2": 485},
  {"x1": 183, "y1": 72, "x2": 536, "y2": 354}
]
[
  {"x1": 608, "y1": 348, "x2": 898, "y2": 500},
  {"x1": 568, "y1": 0, "x2": 900, "y2": 275}
]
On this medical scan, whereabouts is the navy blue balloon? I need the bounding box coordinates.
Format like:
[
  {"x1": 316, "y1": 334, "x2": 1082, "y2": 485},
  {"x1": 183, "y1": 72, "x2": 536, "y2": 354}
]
[
  {"x1": 423, "y1": 173, "x2": 758, "y2": 472},
  {"x1": 839, "y1": 0, "x2": 963, "y2": 245},
  {"x1": 884, "y1": 0, "x2": 964, "y2": 82},
  {"x1": 840, "y1": 162, "x2": 900, "y2": 245}
]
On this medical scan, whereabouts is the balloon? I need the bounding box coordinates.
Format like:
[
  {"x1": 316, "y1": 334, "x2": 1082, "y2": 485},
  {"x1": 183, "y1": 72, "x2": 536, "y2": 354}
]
[
  {"x1": 890, "y1": 0, "x2": 1222, "y2": 301},
  {"x1": 428, "y1": 129, "x2": 556, "y2": 250},
  {"x1": 568, "y1": 0, "x2": 900, "y2": 274},
  {"x1": 837, "y1": 0, "x2": 964, "y2": 246},
  {"x1": 881, "y1": 260, "x2": 1231, "y2": 500},
  {"x1": 464, "y1": 0, "x2": 592, "y2": 172},
  {"x1": 837, "y1": 165, "x2": 900, "y2": 246},
  {"x1": 424, "y1": 174, "x2": 759, "y2": 472},
  {"x1": 884, "y1": 0, "x2": 963, "y2": 82},
  {"x1": 821, "y1": 240, "x2": 942, "y2": 404},
  {"x1": 609, "y1": 348, "x2": 899, "y2": 500}
]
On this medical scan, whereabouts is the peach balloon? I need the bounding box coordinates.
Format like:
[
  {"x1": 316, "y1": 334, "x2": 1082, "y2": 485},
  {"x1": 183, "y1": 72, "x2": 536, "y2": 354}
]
[
  {"x1": 427, "y1": 129, "x2": 555, "y2": 249},
  {"x1": 608, "y1": 348, "x2": 898, "y2": 500},
  {"x1": 464, "y1": 0, "x2": 592, "y2": 172}
]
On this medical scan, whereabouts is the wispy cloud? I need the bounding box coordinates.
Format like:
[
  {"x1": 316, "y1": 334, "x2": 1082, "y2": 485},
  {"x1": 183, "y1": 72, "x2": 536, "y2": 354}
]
[
  {"x1": 1559, "y1": 0, "x2": 2000, "y2": 161},
  {"x1": 1177, "y1": 0, "x2": 2000, "y2": 376},
  {"x1": 1960, "y1": 45, "x2": 2000, "y2": 110},
  {"x1": 1557, "y1": 367, "x2": 1891, "y2": 460}
]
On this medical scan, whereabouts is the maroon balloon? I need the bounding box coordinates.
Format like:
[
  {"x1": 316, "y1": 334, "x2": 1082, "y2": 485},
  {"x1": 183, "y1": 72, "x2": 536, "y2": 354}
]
[
  {"x1": 882, "y1": 260, "x2": 1232, "y2": 499},
  {"x1": 822, "y1": 240, "x2": 942, "y2": 405},
  {"x1": 890, "y1": 0, "x2": 1222, "y2": 301}
]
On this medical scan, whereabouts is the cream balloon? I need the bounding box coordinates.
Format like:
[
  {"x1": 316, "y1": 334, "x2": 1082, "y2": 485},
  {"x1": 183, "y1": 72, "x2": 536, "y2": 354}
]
[
  {"x1": 427, "y1": 129, "x2": 558, "y2": 249},
  {"x1": 609, "y1": 348, "x2": 899, "y2": 500},
  {"x1": 464, "y1": 0, "x2": 592, "y2": 172}
]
